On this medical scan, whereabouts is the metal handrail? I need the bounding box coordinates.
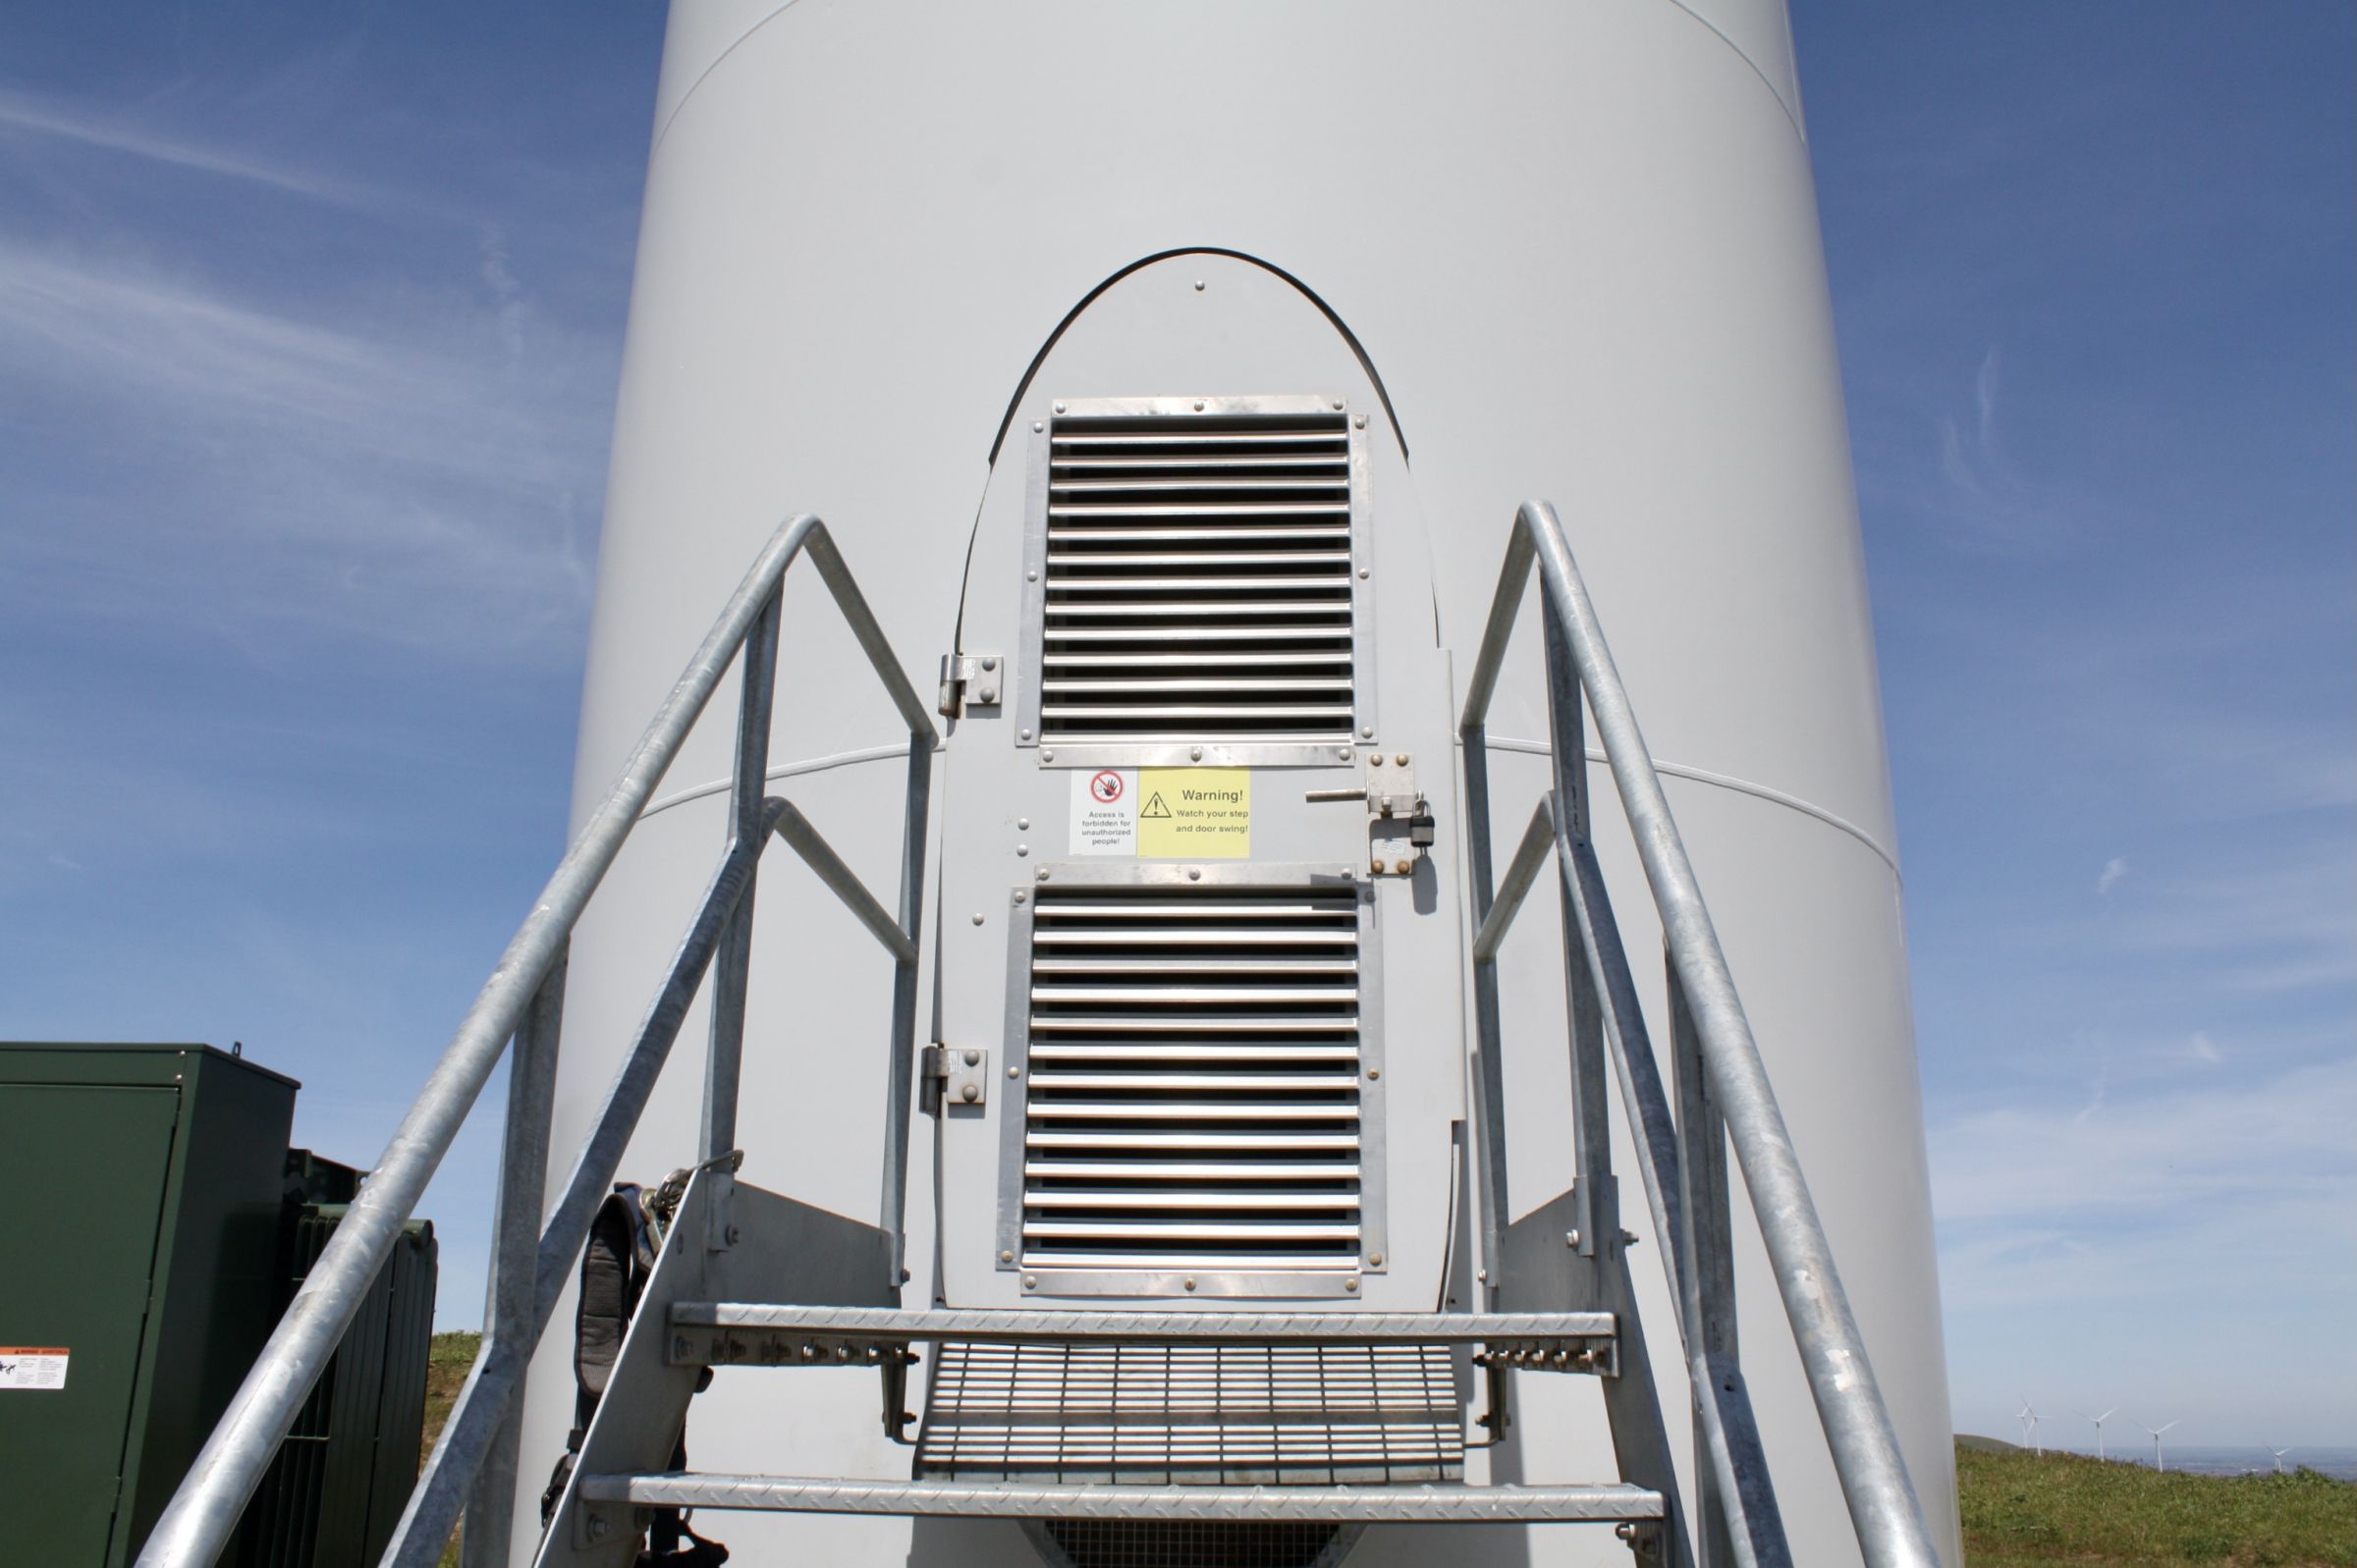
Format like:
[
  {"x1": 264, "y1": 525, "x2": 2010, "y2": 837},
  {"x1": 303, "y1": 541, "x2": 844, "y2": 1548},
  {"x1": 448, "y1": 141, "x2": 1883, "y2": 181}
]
[
  {"x1": 137, "y1": 514, "x2": 938, "y2": 1568},
  {"x1": 1459, "y1": 500, "x2": 1940, "y2": 1568}
]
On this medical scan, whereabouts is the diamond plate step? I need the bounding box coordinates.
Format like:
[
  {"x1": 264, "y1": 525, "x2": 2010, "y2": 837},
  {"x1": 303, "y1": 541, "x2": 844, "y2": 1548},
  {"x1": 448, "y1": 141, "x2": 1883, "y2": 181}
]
[
  {"x1": 667, "y1": 1304, "x2": 1617, "y2": 1363},
  {"x1": 574, "y1": 1473, "x2": 1666, "y2": 1523}
]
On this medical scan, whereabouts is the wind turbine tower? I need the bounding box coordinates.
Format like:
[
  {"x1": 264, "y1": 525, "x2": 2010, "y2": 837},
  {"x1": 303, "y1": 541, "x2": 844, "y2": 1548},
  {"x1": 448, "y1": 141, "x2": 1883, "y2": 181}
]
[
  {"x1": 2078, "y1": 1406, "x2": 2116, "y2": 1461},
  {"x1": 2141, "y1": 1419, "x2": 2182, "y2": 1473},
  {"x1": 2270, "y1": 1446, "x2": 2293, "y2": 1475},
  {"x1": 2018, "y1": 1396, "x2": 2044, "y2": 1456}
]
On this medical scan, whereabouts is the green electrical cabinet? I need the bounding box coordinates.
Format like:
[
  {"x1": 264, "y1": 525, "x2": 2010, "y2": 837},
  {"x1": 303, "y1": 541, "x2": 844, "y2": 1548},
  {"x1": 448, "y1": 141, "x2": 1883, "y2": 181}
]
[{"x1": 0, "y1": 1043, "x2": 299, "y2": 1567}]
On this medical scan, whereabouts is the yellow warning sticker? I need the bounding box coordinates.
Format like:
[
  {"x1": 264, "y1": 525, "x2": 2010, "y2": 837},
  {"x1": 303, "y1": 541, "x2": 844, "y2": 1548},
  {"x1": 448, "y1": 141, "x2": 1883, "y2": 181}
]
[{"x1": 1136, "y1": 769, "x2": 1251, "y2": 859}]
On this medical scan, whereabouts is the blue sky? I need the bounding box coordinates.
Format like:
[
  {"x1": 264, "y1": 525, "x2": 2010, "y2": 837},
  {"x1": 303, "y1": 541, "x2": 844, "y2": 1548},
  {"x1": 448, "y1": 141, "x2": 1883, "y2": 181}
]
[{"x1": 2, "y1": 4, "x2": 2348, "y2": 1453}]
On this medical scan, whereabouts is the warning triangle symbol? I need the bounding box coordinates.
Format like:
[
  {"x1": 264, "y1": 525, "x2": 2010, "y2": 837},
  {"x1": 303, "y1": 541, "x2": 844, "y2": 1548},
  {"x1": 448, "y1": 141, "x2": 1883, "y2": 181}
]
[{"x1": 1140, "y1": 791, "x2": 1172, "y2": 819}]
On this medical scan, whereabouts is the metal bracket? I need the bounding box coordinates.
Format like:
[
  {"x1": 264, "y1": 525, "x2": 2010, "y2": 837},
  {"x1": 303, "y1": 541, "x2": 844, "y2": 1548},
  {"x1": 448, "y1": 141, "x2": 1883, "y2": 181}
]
[
  {"x1": 1471, "y1": 1337, "x2": 1618, "y2": 1378},
  {"x1": 920, "y1": 1044, "x2": 990, "y2": 1112},
  {"x1": 1307, "y1": 752, "x2": 1434, "y2": 876},
  {"x1": 937, "y1": 654, "x2": 1005, "y2": 719},
  {"x1": 669, "y1": 1327, "x2": 916, "y2": 1370}
]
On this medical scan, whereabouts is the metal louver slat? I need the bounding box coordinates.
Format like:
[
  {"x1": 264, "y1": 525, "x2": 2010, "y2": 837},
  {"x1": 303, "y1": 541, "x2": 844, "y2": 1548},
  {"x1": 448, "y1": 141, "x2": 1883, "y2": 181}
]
[
  {"x1": 1032, "y1": 406, "x2": 1360, "y2": 745},
  {"x1": 1012, "y1": 885, "x2": 1373, "y2": 1282}
]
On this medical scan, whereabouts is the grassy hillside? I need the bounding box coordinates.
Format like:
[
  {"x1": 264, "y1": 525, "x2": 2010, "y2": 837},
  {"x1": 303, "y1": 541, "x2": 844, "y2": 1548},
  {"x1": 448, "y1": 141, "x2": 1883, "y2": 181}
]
[
  {"x1": 1958, "y1": 1440, "x2": 2356, "y2": 1567},
  {"x1": 424, "y1": 1332, "x2": 480, "y2": 1568}
]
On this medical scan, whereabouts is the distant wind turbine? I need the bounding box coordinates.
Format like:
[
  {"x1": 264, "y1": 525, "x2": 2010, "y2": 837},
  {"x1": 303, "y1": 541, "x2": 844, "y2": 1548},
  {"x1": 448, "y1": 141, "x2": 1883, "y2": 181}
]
[
  {"x1": 2139, "y1": 1419, "x2": 2180, "y2": 1473},
  {"x1": 2269, "y1": 1446, "x2": 2293, "y2": 1475},
  {"x1": 2076, "y1": 1407, "x2": 2117, "y2": 1461},
  {"x1": 2017, "y1": 1396, "x2": 2043, "y2": 1456}
]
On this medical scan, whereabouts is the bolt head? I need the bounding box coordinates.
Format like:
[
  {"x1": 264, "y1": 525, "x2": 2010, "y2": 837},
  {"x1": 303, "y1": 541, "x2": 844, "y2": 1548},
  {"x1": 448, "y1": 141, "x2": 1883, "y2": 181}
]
[
  {"x1": 1013, "y1": 891, "x2": 1027, "y2": 903},
  {"x1": 1026, "y1": 568, "x2": 1039, "y2": 582},
  {"x1": 960, "y1": 1083, "x2": 979, "y2": 1103},
  {"x1": 1367, "y1": 1067, "x2": 1379, "y2": 1080},
  {"x1": 1015, "y1": 843, "x2": 1029, "y2": 857},
  {"x1": 1193, "y1": 400, "x2": 1206, "y2": 411},
  {"x1": 1000, "y1": 1249, "x2": 1014, "y2": 1263},
  {"x1": 588, "y1": 1515, "x2": 612, "y2": 1540},
  {"x1": 1358, "y1": 566, "x2": 1370, "y2": 578},
  {"x1": 1186, "y1": 867, "x2": 1201, "y2": 881},
  {"x1": 1183, "y1": 1276, "x2": 1196, "y2": 1291},
  {"x1": 1032, "y1": 419, "x2": 1045, "y2": 433},
  {"x1": 1332, "y1": 399, "x2": 1345, "y2": 410},
  {"x1": 1353, "y1": 413, "x2": 1368, "y2": 429},
  {"x1": 1036, "y1": 867, "x2": 1051, "y2": 882},
  {"x1": 1053, "y1": 401, "x2": 1067, "y2": 413},
  {"x1": 1339, "y1": 746, "x2": 1353, "y2": 761},
  {"x1": 1040, "y1": 748, "x2": 1055, "y2": 762},
  {"x1": 1370, "y1": 857, "x2": 1386, "y2": 875},
  {"x1": 1018, "y1": 728, "x2": 1033, "y2": 741},
  {"x1": 977, "y1": 687, "x2": 997, "y2": 703},
  {"x1": 972, "y1": 912, "x2": 985, "y2": 925},
  {"x1": 982, "y1": 656, "x2": 998, "y2": 672},
  {"x1": 1395, "y1": 753, "x2": 1410, "y2": 767},
  {"x1": 1022, "y1": 1274, "x2": 1037, "y2": 1288},
  {"x1": 726, "y1": 1224, "x2": 741, "y2": 1245},
  {"x1": 1007, "y1": 1064, "x2": 1019, "y2": 1078},
  {"x1": 1368, "y1": 1253, "x2": 1384, "y2": 1268},
  {"x1": 1193, "y1": 279, "x2": 1206, "y2": 291},
  {"x1": 1394, "y1": 859, "x2": 1411, "y2": 875},
  {"x1": 1360, "y1": 726, "x2": 1375, "y2": 738},
  {"x1": 963, "y1": 1048, "x2": 981, "y2": 1065},
  {"x1": 1016, "y1": 816, "x2": 1030, "y2": 830},
  {"x1": 1189, "y1": 745, "x2": 1203, "y2": 761},
  {"x1": 1344, "y1": 1274, "x2": 1360, "y2": 1291}
]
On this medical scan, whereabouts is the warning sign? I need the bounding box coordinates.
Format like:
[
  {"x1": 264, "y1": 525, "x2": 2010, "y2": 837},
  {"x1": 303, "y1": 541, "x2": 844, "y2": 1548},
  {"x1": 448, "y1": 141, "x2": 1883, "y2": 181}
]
[
  {"x1": 1138, "y1": 768, "x2": 1251, "y2": 858},
  {"x1": 1069, "y1": 769, "x2": 1137, "y2": 855},
  {"x1": 0, "y1": 1348, "x2": 68, "y2": 1390}
]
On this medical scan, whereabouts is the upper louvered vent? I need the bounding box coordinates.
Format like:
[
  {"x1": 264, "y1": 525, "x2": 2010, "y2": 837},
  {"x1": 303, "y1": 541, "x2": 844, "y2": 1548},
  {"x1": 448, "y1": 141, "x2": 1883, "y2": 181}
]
[
  {"x1": 1038, "y1": 406, "x2": 1357, "y2": 745},
  {"x1": 1018, "y1": 885, "x2": 1368, "y2": 1277}
]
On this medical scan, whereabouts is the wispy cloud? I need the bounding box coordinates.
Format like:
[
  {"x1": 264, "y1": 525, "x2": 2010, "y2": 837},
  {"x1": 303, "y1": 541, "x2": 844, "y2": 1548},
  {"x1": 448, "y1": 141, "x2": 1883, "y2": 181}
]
[
  {"x1": 2097, "y1": 856, "x2": 2129, "y2": 897},
  {"x1": 1931, "y1": 1051, "x2": 2355, "y2": 1247},
  {"x1": 0, "y1": 87, "x2": 372, "y2": 206},
  {"x1": 0, "y1": 242, "x2": 607, "y2": 655}
]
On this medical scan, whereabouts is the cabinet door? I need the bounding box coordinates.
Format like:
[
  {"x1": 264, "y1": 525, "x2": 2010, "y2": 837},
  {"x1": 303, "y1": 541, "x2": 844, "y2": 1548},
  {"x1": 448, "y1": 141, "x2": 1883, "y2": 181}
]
[{"x1": 0, "y1": 1083, "x2": 180, "y2": 1564}]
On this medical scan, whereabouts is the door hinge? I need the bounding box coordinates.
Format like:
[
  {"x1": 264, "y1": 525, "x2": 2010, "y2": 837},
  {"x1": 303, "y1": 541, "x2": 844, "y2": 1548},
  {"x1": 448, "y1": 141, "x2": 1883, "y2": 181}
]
[
  {"x1": 937, "y1": 654, "x2": 1004, "y2": 720},
  {"x1": 920, "y1": 1044, "x2": 990, "y2": 1113}
]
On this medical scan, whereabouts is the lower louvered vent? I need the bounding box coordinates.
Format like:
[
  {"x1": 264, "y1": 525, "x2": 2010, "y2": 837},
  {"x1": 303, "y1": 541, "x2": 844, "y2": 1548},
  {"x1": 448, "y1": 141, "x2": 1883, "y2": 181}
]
[
  {"x1": 1039, "y1": 408, "x2": 1357, "y2": 744},
  {"x1": 1020, "y1": 885, "x2": 1367, "y2": 1276}
]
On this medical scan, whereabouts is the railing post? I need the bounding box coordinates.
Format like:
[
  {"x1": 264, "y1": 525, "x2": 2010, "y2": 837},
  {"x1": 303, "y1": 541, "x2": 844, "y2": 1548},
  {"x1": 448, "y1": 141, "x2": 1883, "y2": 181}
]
[
  {"x1": 1543, "y1": 595, "x2": 1613, "y2": 1253},
  {"x1": 878, "y1": 734, "x2": 932, "y2": 1284},
  {"x1": 702, "y1": 588, "x2": 781, "y2": 1248},
  {"x1": 461, "y1": 946, "x2": 566, "y2": 1568},
  {"x1": 1672, "y1": 955, "x2": 1738, "y2": 1567}
]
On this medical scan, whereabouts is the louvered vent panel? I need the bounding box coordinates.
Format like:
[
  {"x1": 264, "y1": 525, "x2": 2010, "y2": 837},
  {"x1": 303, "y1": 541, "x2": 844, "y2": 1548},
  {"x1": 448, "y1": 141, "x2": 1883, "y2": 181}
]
[
  {"x1": 1019, "y1": 886, "x2": 1365, "y2": 1273},
  {"x1": 1039, "y1": 410, "x2": 1356, "y2": 743}
]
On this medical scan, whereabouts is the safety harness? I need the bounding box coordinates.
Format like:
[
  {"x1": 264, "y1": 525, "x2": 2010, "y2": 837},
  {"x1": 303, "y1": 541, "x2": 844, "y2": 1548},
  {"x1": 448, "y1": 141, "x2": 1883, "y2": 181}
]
[{"x1": 539, "y1": 1177, "x2": 728, "y2": 1565}]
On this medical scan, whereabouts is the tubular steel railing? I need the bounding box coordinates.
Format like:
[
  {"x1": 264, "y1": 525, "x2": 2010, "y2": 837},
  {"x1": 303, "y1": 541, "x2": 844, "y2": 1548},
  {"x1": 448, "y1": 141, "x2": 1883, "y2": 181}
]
[
  {"x1": 136, "y1": 514, "x2": 938, "y2": 1568},
  {"x1": 1460, "y1": 500, "x2": 1940, "y2": 1568}
]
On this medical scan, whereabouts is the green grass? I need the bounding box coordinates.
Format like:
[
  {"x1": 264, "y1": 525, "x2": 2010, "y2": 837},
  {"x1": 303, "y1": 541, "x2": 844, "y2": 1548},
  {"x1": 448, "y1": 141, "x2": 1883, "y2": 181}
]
[
  {"x1": 1958, "y1": 1439, "x2": 2357, "y2": 1568},
  {"x1": 424, "y1": 1332, "x2": 482, "y2": 1568}
]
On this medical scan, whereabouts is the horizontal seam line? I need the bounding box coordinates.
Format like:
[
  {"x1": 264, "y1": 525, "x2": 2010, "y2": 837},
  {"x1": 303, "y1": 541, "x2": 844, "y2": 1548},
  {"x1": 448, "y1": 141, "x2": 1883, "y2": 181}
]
[
  {"x1": 1482, "y1": 734, "x2": 1899, "y2": 878},
  {"x1": 636, "y1": 740, "x2": 918, "y2": 822}
]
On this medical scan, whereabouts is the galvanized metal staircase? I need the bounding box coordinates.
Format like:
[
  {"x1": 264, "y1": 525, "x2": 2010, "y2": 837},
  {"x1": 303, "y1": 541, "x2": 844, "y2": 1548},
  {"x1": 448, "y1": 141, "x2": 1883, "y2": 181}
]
[{"x1": 137, "y1": 505, "x2": 1943, "y2": 1568}]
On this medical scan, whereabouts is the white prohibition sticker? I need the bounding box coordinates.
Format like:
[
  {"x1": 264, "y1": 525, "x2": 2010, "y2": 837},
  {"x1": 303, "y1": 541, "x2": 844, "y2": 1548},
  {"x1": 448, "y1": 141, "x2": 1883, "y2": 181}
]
[
  {"x1": 0, "y1": 1348, "x2": 68, "y2": 1390},
  {"x1": 1070, "y1": 768, "x2": 1137, "y2": 855}
]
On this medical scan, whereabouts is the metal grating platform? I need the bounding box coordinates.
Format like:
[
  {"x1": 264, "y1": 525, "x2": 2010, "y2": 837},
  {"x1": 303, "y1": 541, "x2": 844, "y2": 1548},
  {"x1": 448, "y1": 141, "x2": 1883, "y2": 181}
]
[{"x1": 914, "y1": 1340, "x2": 1463, "y2": 1485}]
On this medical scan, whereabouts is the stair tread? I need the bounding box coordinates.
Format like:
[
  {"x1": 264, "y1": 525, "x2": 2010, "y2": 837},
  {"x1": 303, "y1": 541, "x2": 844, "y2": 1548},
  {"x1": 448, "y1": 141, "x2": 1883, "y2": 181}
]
[
  {"x1": 669, "y1": 1304, "x2": 1617, "y2": 1342},
  {"x1": 575, "y1": 1472, "x2": 1666, "y2": 1522}
]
